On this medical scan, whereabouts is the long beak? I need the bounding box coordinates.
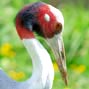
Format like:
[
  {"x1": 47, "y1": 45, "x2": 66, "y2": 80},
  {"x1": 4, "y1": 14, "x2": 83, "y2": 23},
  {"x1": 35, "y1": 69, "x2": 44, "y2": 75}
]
[{"x1": 47, "y1": 34, "x2": 68, "y2": 85}]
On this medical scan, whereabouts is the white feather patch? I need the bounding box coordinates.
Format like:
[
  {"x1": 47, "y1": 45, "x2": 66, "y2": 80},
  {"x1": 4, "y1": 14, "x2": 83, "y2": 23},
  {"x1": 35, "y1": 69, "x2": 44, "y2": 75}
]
[
  {"x1": 44, "y1": 14, "x2": 50, "y2": 22},
  {"x1": 48, "y1": 5, "x2": 64, "y2": 29}
]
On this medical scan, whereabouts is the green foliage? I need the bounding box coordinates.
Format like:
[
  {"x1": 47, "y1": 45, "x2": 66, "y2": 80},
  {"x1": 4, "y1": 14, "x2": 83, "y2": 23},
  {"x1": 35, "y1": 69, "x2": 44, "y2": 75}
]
[{"x1": 62, "y1": 5, "x2": 89, "y2": 67}]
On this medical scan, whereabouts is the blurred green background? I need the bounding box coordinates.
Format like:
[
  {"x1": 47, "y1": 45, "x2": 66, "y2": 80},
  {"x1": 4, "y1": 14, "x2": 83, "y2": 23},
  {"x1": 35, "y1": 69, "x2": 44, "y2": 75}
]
[{"x1": 0, "y1": 0, "x2": 89, "y2": 89}]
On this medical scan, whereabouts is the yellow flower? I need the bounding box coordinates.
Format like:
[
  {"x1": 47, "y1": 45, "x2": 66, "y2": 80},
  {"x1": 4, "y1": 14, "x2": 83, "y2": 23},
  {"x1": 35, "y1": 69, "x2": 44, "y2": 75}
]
[
  {"x1": 9, "y1": 71, "x2": 17, "y2": 80},
  {"x1": 0, "y1": 43, "x2": 15, "y2": 57},
  {"x1": 17, "y1": 72, "x2": 25, "y2": 79},
  {"x1": 71, "y1": 64, "x2": 86, "y2": 74},
  {"x1": 9, "y1": 71, "x2": 25, "y2": 81},
  {"x1": 53, "y1": 62, "x2": 59, "y2": 71}
]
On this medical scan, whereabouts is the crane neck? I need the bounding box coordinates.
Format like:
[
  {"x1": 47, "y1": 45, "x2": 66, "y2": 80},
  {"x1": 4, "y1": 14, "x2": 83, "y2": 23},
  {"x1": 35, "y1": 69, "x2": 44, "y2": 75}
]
[{"x1": 22, "y1": 39, "x2": 54, "y2": 89}]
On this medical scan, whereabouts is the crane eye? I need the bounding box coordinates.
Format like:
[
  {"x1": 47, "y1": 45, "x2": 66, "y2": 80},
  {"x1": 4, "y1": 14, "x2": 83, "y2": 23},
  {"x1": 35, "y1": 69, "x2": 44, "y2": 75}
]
[{"x1": 55, "y1": 23, "x2": 62, "y2": 34}]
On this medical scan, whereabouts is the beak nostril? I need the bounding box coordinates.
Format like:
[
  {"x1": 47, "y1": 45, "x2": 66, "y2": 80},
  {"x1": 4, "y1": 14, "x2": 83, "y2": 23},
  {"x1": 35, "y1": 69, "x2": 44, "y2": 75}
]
[{"x1": 55, "y1": 23, "x2": 62, "y2": 34}]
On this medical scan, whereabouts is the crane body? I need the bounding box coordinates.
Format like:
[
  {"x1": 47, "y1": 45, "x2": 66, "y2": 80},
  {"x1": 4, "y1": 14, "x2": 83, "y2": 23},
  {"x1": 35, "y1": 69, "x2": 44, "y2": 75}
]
[{"x1": 0, "y1": 2, "x2": 68, "y2": 89}]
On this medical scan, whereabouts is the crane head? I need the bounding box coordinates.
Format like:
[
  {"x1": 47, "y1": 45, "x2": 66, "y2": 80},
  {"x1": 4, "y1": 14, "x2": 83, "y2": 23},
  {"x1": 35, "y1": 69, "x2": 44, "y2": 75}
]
[{"x1": 15, "y1": 2, "x2": 68, "y2": 85}]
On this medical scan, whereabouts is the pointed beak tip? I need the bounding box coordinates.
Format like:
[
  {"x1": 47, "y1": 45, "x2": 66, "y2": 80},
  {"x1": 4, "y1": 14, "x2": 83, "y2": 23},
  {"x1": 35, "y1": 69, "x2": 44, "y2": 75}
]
[
  {"x1": 64, "y1": 75, "x2": 68, "y2": 86},
  {"x1": 61, "y1": 69, "x2": 68, "y2": 86},
  {"x1": 61, "y1": 64, "x2": 68, "y2": 86}
]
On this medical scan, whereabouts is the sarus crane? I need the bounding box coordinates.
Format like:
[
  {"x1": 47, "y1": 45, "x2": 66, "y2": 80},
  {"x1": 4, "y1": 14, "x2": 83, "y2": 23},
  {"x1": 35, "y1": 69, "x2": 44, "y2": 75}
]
[{"x1": 0, "y1": 2, "x2": 68, "y2": 89}]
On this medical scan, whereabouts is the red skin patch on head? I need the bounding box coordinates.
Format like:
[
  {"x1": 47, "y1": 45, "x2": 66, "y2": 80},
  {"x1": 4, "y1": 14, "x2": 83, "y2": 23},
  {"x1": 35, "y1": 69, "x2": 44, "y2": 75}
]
[
  {"x1": 16, "y1": 15, "x2": 34, "y2": 40},
  {"x1": 15, "y1": 3, "x2": 36, "y2": 40},
  {"x1": 15, "y1": 2, "x2": 57, "y2": 39},
  {"x1": 37, "y1": 5, "x2": 57, "y2": 38}
]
